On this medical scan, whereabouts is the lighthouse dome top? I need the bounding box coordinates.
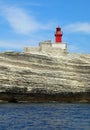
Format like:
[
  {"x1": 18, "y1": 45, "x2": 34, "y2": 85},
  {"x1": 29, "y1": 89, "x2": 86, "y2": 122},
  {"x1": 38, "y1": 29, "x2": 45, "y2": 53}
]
[
  {"x1": 56, "y1": 26, "x2": 61, "y2": 30},
  {"x1": 55, "y1": 26, "x2": 62, "y2": 34}
]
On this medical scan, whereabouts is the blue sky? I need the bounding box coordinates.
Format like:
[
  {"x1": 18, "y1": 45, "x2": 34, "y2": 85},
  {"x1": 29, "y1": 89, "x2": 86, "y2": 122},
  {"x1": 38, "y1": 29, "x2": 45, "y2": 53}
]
[{"x1": 0, "y1": 0, "x2": 90, "y2": 53}]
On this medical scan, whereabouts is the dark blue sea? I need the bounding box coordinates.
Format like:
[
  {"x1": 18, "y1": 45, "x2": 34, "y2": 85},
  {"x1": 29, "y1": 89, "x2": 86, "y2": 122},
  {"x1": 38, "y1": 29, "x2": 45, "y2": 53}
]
[{"x1": 0, "y1": 103, "x2": 90, "y2": 130}]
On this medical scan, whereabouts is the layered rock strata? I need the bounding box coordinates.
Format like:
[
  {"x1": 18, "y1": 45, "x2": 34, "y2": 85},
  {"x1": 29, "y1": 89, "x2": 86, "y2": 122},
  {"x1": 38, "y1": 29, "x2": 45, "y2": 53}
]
[{"x1": 0, "y1": 52, "x2": 90, "y2": 102}]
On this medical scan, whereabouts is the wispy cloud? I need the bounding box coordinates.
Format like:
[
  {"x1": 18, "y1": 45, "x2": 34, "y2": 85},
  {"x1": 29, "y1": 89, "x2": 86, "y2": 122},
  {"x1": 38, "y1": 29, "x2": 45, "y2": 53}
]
[
  {"x1": 0, "y1": 40, "x2": 37, "y2": 51},
  {"x1": 1, "y1": 6, "x2": 39, "y2": 34},
  {"x1": 0, "y1": 34, "x2": 49, "y2": 51},
  {"x1": 0, "y1": 3, "x2": 56, "y2": 51},
  {"x1": 64, "y1": 22, "x2": 90, "y2": 34},
  {"x1": 0, "y1": 40, "x2": 24, "y2": 49},
  {"x1": 68, "y1": 44, "x2": 80, "y2": 52},
  {"x1": 0, "y1": 5, "x2": 55, "y2": 35}
]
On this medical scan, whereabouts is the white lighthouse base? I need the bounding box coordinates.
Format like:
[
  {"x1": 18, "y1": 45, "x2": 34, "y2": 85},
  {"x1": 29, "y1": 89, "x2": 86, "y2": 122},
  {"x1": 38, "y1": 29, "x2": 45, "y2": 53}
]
[
  {"x1": 52, "y1": 43, "x2": 67, "y2": 50},
  {"x1": 24, "y1": 40, "x2": 67, "y2": 55}
]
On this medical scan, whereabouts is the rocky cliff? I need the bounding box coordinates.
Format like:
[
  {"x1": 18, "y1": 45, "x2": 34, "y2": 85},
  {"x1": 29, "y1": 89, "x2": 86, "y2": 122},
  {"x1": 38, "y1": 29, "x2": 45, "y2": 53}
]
[{"x1": 0, "y1": 51, "x2": 90, "y2": 102}]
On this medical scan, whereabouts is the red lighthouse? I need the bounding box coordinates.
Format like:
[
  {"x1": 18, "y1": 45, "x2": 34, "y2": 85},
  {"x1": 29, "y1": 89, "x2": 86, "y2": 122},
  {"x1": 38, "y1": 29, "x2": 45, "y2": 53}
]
[{"x1": 55, "y1": 26, "x2": 63, "y2": 43}]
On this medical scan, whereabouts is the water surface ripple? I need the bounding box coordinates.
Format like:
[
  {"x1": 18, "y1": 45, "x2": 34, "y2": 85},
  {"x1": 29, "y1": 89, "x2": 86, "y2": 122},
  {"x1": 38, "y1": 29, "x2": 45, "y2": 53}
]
[{"x1": 0, "y1": 103, "x2": 90, "y2": 130}]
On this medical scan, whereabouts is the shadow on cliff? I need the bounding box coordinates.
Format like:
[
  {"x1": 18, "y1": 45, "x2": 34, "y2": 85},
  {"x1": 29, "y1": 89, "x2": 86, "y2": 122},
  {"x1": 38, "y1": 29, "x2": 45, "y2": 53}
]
[{"x1": 0, "y1": 87, "x2": 90, "y2": 103}]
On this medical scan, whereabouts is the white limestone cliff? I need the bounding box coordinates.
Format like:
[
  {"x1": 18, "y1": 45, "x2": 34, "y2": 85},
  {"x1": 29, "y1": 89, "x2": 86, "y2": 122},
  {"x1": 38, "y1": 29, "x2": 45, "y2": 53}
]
[{"x1": 0, "y1": 51, "x2": 89, "y2": 94}]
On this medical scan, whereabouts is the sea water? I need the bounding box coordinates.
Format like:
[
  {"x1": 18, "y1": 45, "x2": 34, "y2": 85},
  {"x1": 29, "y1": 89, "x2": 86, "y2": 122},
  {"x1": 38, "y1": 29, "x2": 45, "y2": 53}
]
[{"x1": 0, "y1": 103, "x2": 90, "y2": 130}]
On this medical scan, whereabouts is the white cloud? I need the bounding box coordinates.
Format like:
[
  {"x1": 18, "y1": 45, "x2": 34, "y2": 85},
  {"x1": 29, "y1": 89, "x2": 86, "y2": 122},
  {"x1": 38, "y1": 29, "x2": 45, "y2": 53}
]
[
  {"x1": 0, "y1": 35, "x2": 47, "y2": 51},
  {"x1": 68, "y1": 44, "x2": 79, "y2": 52},
  {"x1": 64, "y1": 22, "x2": 90, "y2": 34},
  {"x1": 0, "y1": 38, "x2": 41, "y2": 50},
  {"x1": 2, "y1": 7, "x2": 39, "y2": 34},
  {"x1": 0, "y1": 41, "x2": 23, "y2": 50},
  {"x1": 0, "y1": 5, "x2": 55, "y2": 35},
  {"x1": 68, "y1": 44, "x2": 86, "y2": 53}
]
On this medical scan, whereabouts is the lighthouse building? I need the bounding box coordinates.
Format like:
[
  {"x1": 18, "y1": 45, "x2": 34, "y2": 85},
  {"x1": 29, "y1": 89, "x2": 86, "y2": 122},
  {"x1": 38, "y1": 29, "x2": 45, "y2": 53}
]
[
  {"x1": 24, "y1": 26, "x2": 67, "y2": 55},
  {"x1": 52, "y1": 26, "x2": 67, "y2": 50}
]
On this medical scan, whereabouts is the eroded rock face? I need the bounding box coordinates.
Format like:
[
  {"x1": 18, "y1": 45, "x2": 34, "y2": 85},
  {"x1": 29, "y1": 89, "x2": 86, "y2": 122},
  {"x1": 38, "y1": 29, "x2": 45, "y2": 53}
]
[{"x1": 0, "y1": 52, "x2": 90, "y2": 102}]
